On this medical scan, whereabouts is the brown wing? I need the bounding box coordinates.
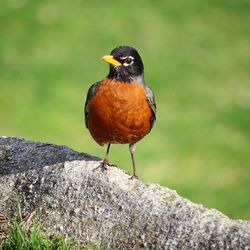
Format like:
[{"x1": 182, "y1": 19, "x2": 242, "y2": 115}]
[
  {"x1": 145, "y1": 84, "x2": 156, "y2": 131},
  {"x1": 84, "y1": 82, "x2": 100, "y2": 128}
]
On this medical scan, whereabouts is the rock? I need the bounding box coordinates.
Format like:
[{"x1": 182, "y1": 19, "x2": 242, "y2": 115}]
[{"x1": 0, "y1": 136, "x2": 249, "y2": 249}]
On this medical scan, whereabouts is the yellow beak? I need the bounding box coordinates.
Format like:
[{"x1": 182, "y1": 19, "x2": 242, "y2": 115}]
[{"x1": 101, "y1": 55, "x2": 121, "y2": 66}]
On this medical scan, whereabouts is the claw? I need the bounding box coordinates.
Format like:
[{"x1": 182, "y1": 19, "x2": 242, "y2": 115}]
[
  {"x1": 93, "y1": 160, "x2": 109, "y2": 172},
  {"x1": 129, "y1": 175, "x2": 139, "y2": 180}
]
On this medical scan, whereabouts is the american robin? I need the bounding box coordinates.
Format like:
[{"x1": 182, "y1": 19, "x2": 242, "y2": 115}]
[{"x1": 84, "y1": 45, "x2": 156, "y2": 178}]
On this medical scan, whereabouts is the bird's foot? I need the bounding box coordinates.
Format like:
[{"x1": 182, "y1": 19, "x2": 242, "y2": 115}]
[
  {"x1": 129, "y1": 175, "x2": 139, "y2": 180},
  {"x1": 94, "y1": 161, "x2": 108, "y2": 172},
  {"x1": 93, "y1": 160, "x2": 109, "y2": 172}
]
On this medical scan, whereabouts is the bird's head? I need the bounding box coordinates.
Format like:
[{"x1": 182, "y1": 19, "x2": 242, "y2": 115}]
[{"x1": 101, "y1": 45, "x2": 144, "y2": 83}]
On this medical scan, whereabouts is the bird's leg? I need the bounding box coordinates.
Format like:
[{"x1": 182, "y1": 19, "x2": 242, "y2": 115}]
[
  {"x1": 94, "y1": 143, "x2": 111, "y2": 172},
  {"x1": 129, "y1": 143, "x2": 138, "y2": 179},
  {"x1": 101, "y1": 143, "x2": 111, "y2": 169}
]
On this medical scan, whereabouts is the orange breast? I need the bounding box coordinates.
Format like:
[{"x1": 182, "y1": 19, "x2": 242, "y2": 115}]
[{"x1": 87, "y1": 79, "x2": 152, "y2": 145}]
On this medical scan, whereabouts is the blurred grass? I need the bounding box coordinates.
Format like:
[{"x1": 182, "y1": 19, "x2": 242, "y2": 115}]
[
  {"x1": 0, "y1": 207, "x2": 89, "y2": 249},
  {"x1": 0, "y1": 0, "x2": 250, "y2": 219},
  {"x1": 1, "y1": 220, "x2": 77, "y2": 250}
]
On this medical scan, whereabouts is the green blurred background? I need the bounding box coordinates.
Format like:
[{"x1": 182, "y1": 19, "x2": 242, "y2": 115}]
[{"x1": 1, "y1": 0, "x2": 250, "y2": 219}]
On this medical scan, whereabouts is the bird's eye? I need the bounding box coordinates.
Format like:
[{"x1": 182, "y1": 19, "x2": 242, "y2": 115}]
[
  {"x1": 123, "y1": 56, "x2": 134, "y2": 66},
  {"x1": 126, "y1": 58, "x2": 132, "y2": 64}
]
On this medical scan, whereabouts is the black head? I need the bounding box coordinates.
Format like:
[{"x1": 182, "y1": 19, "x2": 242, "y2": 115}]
[{"x1": 102, "y1": 46, "x2": 144, "y2": 83}]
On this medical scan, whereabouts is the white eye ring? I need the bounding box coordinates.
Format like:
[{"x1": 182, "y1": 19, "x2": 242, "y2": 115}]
[{"x1": 123, "y1": 56, "x2": 134, "y2": 66}]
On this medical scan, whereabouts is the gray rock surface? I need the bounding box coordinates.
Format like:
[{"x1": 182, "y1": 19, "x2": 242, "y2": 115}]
[{"x1": 0, "y1": 136, "x2": 249, "y2": 249}]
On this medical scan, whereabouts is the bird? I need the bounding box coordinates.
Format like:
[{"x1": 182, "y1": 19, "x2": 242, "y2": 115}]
[{"x1": 84, "y1": 45, "x2": 156, "y2": 178}]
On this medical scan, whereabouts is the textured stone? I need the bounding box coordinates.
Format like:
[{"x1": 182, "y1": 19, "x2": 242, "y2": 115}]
[{"x1": 0, "y1": 136, "x2": 249, "y2": 249}]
